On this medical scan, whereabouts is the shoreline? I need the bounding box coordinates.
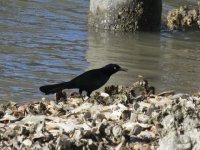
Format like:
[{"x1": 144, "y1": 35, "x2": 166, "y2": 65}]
[{"x1": 1, "y1": 82, "x2": 200, "y2": 149}]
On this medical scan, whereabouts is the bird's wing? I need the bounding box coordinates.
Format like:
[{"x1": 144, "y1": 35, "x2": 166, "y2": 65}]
[{"x1": 69, "y1": 69, "x2": 109, "y2": 90}]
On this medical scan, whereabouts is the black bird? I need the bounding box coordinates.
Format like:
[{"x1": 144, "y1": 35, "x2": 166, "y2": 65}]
[{"x1": 39, "y1": 64, "x2": 127, "y2": 97}]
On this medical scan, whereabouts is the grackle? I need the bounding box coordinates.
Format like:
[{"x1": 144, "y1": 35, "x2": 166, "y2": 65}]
[{"x1": 39, "y1": 64, "x2": 127, "y2": 98}]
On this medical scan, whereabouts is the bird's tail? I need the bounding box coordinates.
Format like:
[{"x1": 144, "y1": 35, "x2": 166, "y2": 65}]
[{"x1": 39, "y1": 82, "x2": 71, "y2": 95}]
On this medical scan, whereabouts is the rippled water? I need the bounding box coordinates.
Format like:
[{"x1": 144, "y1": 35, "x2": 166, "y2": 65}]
[{"x1": 0, "y1": 0, "x2": 200, "y2": 103}]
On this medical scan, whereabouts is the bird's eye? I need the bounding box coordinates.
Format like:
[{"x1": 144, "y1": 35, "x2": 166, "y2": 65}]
[{"x1": 114, "y1": 67, "x2": 117, "y2": 70}]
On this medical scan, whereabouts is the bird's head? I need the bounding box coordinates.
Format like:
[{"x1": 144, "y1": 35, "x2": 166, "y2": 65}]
[{"x1": 102, "y1": 64, "x2": 128, "y2": 75}]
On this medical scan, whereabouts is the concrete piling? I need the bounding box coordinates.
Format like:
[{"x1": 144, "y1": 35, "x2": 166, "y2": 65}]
[{"x1": 88, "y1": 0, "x2": 162, "y2": 32}]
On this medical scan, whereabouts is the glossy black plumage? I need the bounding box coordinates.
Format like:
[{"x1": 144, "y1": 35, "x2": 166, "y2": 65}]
[{"x1": 39, "y1": 64, "x2": 127, "y2": 97}]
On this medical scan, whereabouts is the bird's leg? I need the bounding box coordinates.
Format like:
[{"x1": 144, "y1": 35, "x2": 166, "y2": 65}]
[
  {"x1": 81, "y1": 95, "x2": 85, "y2": 102},
  {"x1": 84, "y1": 91, "x2": 91, "y2": 102},
  {"x1": 79, "y1": 89, "x2": 85, "y2": 102}
]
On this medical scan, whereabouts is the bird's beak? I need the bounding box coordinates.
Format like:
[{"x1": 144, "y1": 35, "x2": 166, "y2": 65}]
[{"x1": 119, "y1": 67, "x2": 128, "y2": 72}]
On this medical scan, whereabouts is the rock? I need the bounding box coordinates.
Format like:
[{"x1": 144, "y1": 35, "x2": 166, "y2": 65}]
[
  {"x1": 187, "y1": 129, "x2": 200, "y2": 150},
  {"x1": 120, "y1": 110, "x2": 131, "y2": 121},
  {"x1": 115, "y1": 136, "x2": 126, "y2": 150},
  {"x1": 94, "y1": 113, "x2": 106, "y2": 122},
  {"x1": 158, "y1": 131, "x2": 178, "y2": 150},
  {"x1": 97, "y1": 120, "x2": 109, "y2": 136},
  {"x1": 149, "y1": 97, "x2": 172, "y2": 109},
  {"x1": 22, "y1": 139, "x2": 32, "y2": 147},
  {"x1": 107, "y1": 104, "x2": 128, "y2": 120},
  {"x1": 3, "y1": 127, "x2": 16, "y2": 139},
  {"x1": 157, "y1": 91, "x2": 175, "y2": 97},
  {"x1": 83, "y1": 111, "x2": 92, "y2": 121},
  {"x1": 138, "y1": 101, "x2": 151, "y2": 112},
  {"x1": 129, "y1": 113, "x2": 138, "y2": 122},
  {"x1": 185, "y1": 101, "x2": 195, "y2": 110},
  {"x1": 138, "y1": 130, "x2": 155, "y2": 141},
  {"x1": 161, "y1": 115, "x2": 174, "y2": 130},
  {"x1": 182, "y1": 117, "x2": 199, "y2": 131},
  {"x1": 0, "y1": 104, "x2": 5, "y2": 119},
  {"x1": 100, "y1": 92, "x2": 110, "y2": 98},
  {"x1": 177, "y1": 135, "x2": 192, "y2": 150},
  {"x1": 0, "y1": 114, "x2": 19, "y2": 122},
  {"x1": 133, "y1": 143, "x2": 152, "y2": 150},
  {"x1": 104, "y1": 125, "x2": 112, "y2": 136},
  {"x1": 173, "y1": 109, "x2": 184, "y2": 124},
  {"x1": 88, "y1": 139, "x2": 98, "y2": 150},
  {"x1": 112, "y1": 125, "x2": 123, "y2": 138},
  {"x1": 71, "y1": 102, "x2": 93, "y2": 114},
  {"x1": 131, "y1": 124, "x2": 144, "y2": 135},
  {"x1": 138, "y1": 114, "x2": 149, "y2": 124}
]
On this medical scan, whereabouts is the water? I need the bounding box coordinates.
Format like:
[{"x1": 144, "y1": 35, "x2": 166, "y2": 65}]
[{"x1": 0, "y1": 0, "x2": 200, "y2": 103}]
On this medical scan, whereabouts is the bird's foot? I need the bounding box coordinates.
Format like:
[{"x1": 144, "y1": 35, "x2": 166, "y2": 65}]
[{"x1": 81, "y1": 96, "x2": 89, "y2": 102}]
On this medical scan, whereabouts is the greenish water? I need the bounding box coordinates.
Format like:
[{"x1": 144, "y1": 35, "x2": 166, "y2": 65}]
[{"x1": 0, "y1": 0, "x2": 200, "y2": 103}]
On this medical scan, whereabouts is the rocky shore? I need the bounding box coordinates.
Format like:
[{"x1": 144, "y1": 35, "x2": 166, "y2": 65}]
[{"x1": 1, "y1": 80, "x2": 200, "y2": 150}]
